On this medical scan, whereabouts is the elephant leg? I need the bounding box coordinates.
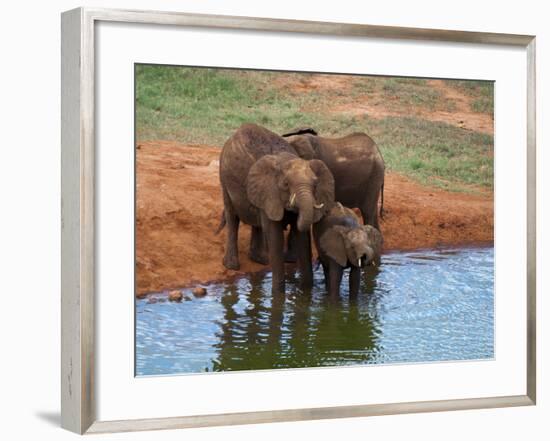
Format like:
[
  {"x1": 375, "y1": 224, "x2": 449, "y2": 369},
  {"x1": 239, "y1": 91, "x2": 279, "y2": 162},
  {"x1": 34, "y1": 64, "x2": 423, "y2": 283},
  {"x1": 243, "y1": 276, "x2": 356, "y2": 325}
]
[
  {"x1": 262, "y1": 215, "x2": 285, "y2": 295},
  {"x1": 295, "y1": 227, "x2": 313, "y2": 289},
  {"x1": 359, "y1": 205, "x2": 369, "y2": 226},
  {"x1": 222, "y1": 189, "x2": 240, "y2": 270},
  {"x1": 360, "y1": 189, "x2": 380, "y2": 229},
  {"x1": 284, "y1": 225, "x2": 298, "y2": 263},
  {"x1": 249, "y1": 226, "x2": 268, "y2": 265},
  {"x1": 328, "y1": 261, "x2": 344, "y2": 299},
  {"x1": 349, "y1": 266, "x2": 361, "y2": 297},
  {"x1": 322, "y1": 262, "x2": 329, "y2": 290}
]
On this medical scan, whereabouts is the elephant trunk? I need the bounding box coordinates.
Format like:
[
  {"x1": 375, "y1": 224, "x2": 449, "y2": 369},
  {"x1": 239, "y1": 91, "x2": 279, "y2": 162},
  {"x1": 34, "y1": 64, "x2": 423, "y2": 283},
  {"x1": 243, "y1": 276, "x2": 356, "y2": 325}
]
[
  {"x1": 295, "y1": 186, "x2": 315, "y2": 232},
  {"x1": 363, "y1": 246, "x2": 375, "y2": 266},
  {"x1": 346, "y1": 231, "x2": 372, "y2": 267}
]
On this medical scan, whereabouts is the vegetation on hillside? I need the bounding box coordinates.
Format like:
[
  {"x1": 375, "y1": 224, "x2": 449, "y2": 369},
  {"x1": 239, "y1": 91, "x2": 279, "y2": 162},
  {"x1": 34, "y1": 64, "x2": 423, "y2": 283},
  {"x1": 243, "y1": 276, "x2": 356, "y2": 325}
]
[{"x1": 136, "y1": 65, "x2": 494, "y2": 191}]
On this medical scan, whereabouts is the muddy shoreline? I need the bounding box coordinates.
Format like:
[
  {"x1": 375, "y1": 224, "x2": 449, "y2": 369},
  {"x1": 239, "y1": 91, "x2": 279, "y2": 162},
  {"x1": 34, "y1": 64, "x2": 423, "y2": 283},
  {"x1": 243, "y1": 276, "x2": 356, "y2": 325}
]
[
  {"x1": 136, "y1": 141, "x2": 494, "y2": 296},
  {"x1": 137, "y1": 242, "x2": 494, "y2": 298}
]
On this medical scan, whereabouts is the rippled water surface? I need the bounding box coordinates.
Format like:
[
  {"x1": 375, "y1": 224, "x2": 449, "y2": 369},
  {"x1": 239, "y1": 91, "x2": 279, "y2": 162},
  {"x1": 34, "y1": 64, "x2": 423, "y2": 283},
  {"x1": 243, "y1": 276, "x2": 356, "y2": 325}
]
[{"x1": 136, "y1": 247, "x2": 494, "y2": 376}]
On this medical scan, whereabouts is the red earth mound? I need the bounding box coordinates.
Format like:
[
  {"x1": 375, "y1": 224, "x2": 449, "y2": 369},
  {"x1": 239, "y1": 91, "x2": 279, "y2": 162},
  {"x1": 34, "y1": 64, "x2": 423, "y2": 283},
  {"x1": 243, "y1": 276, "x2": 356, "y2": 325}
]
[{"x1": 136, "y1": 141, "x2": 493, "y2": 296}]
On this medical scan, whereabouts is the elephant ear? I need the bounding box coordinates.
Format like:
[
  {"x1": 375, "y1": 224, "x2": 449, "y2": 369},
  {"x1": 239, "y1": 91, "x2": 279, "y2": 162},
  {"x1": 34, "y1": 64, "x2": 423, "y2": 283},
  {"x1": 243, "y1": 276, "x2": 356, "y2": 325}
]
[
  {"x1": 309, "y1": 159, "x2": 335, "y2": 222},
  {"x1": 288, "y1": 136, "x2": 316, "y2": 160},
  {"x1": 362, "y1": 225, "x2": 383, "y2": 256},
  {"x1": 319, "y1": 225, "x2": 348, "y2": 267},
  {"x1": 247, "y1": 155, "x2": 285, "y2": 221}
]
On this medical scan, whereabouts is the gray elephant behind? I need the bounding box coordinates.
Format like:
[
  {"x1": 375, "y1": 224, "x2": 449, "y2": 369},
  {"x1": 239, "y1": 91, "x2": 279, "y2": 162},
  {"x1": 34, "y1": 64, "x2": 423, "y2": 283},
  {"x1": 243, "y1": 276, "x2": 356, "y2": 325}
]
[
  {"x1": 282, "y1": 128, "x2": 385, "y2": 229},
  {"x1": 219, "y1": 123, "x2": 335, "y2": 293}
]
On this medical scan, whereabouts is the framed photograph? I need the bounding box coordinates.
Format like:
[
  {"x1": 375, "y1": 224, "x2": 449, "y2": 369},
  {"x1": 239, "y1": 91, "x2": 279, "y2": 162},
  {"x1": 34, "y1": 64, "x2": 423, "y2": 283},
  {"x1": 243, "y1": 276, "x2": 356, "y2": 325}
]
[{"x1": 61, "y1": 8, "x2": 536, "y2": 434}]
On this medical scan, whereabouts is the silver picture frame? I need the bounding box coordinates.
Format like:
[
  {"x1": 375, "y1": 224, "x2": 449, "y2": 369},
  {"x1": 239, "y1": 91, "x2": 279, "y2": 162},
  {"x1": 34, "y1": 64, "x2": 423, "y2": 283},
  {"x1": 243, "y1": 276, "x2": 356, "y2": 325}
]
[{"x1": 61, "y1": 7, "x2": 536, "y2": 435}]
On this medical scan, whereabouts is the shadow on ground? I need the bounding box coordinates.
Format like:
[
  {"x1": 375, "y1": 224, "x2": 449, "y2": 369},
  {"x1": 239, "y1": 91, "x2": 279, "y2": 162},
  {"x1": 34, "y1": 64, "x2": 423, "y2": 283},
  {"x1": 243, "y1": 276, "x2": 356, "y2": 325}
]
[{"x1": 35, "y1": 411, "x2": 60, "y2": 427}]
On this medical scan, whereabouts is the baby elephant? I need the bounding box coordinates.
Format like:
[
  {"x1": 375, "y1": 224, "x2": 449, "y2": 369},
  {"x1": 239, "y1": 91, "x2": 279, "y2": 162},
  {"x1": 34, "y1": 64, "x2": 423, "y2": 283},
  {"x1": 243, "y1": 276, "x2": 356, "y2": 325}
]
[{"x1": 313, "y1": 203, "x2": 383, "y2": 298}]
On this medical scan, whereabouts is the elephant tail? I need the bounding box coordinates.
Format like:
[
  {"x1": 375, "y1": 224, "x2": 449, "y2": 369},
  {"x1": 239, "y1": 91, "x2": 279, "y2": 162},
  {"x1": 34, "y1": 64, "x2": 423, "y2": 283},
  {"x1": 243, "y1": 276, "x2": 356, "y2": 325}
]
[
  {"x1": 379, "y1": 182, "x2": 385, "y2": 220},
  {"x1": 215, "y1": 210, "x2": 226, "y2": 235}
]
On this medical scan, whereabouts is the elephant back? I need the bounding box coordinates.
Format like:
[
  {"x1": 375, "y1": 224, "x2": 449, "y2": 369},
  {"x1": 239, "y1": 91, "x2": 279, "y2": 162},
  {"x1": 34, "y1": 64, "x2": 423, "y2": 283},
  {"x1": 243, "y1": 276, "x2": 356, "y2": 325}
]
[
  {"x1": 325, "y1": 203, "x2": 362, "y2": 228},
  {"x1": 313, "y1": 203, "x2": 359, "y2": 240},
  {"x1": 317, "y1": 133, "x2": 380, "y2": 161},
  {"x1": 224, "y1": 123, "x2": 296, "y2": 164}
]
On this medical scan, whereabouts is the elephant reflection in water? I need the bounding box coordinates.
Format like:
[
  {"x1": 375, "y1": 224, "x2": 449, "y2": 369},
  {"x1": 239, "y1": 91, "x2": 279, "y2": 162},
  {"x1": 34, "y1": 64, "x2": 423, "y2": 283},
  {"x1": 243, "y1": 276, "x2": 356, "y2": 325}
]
[
  {"x1": 210, "y1": 267, "x2": 384, "y2": 372},
  {"x1": 211, "y1": 271, "x2": 286, "y2": 372}
]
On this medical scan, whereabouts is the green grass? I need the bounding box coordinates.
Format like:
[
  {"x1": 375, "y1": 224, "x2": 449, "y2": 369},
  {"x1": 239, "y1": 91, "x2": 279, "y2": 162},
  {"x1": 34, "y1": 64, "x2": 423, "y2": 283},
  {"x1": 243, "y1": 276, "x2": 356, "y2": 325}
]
[
  {"x1": 136, "y1": 65, "x2": 493, "y2": 192},
  {"x1": 136, "y1": 66, "x2": 325, "y2": 144},
  {"x1": 352, "y1": 76, "x2": 456, "y2": 112},
  {"x1": 447, "y1": 79, "x2": 494, "y2": 115},
  {"x1": 363, "y1": 116, "x2": 493, "y2": 190}
]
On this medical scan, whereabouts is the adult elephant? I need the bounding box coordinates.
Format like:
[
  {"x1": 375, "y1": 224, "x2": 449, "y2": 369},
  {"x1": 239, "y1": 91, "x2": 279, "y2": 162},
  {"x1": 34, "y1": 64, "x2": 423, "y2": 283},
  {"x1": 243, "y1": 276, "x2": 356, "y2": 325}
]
[
  {"x1": 282, "y1": 128, "x2": 385, "y2": 228},
  {"x1": 219, "y1": 123, "x2": 335, "y2": 293}
]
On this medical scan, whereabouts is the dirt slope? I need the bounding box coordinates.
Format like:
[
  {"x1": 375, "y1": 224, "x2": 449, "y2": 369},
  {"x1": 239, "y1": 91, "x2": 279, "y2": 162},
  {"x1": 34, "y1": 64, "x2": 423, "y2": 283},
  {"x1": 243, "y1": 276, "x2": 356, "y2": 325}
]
[
  {"x1": 272, "y1": 74, "x2": 493, "y2": 134},
  {"x1": 136, "y1": 141, "x2": 493, "y2": 296}
]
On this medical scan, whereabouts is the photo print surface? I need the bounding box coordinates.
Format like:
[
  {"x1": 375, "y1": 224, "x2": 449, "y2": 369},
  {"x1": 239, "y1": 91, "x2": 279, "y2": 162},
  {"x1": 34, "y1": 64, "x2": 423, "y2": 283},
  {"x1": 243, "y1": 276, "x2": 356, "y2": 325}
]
[{"x1": 134, "y1": 65, "x2": 494, "y2": 376}]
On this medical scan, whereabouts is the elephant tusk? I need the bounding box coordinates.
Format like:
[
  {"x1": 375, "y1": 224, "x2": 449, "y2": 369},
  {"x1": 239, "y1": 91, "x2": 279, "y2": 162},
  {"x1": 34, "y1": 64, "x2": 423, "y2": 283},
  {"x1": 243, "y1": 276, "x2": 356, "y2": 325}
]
[
  {"x1": 358, "y1": 258, "x2": 362, "y2": 267},
  {"x1": 289, "y1": 193, "x2": 296, "y2": 207},
  {"x1": 313, "y1": 202, "x2": 324, "y2": 209}
]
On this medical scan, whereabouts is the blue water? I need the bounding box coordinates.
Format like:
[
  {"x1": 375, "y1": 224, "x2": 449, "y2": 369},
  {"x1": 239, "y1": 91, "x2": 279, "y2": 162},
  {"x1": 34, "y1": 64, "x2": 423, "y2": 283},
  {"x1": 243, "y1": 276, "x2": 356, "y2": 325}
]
[{"x1": 136, "y1": 247, "x2": 494, "y2": 376}]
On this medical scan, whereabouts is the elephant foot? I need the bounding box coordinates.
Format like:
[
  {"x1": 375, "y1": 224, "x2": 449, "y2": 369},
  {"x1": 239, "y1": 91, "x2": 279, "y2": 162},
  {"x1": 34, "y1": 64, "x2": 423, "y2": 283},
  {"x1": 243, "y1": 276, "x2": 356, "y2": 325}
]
[
  {"x1": 284, "y1": 250, "x2": 297, "y2": 263},
  {"x1": 249, "y1": 251, "x2": 269, "y2": 265},
  {"x1": 271, "y1": 281, "x2": 286, "y2": 295},
  {"x1": 223, "y1": 255, "x2": 240, "y2": 270},
  {"x1": 300, "y1": 277, "x2": 313, "y2": 290}
]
